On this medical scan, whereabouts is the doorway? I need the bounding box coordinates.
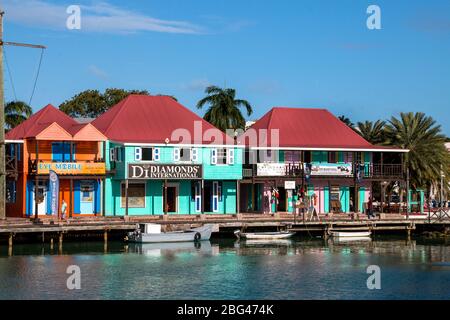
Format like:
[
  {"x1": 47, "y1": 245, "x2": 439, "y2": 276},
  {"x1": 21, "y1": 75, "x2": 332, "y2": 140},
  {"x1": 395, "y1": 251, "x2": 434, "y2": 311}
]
[
  {"x1": 80, "y1": 181, "x2": 94, "y2": 214},
  {"x1": 349, "y1": 186, "x2": 359, "y2": 212},
  {"x1": 277, "y1": 187, "x2": 287, "y2": 212},
  {"x1": 163, "y1": 183, "x2": 178, "y2": 213},
  {"x1": 33, "y1": 183, "x2": 48, "y2": 216}
]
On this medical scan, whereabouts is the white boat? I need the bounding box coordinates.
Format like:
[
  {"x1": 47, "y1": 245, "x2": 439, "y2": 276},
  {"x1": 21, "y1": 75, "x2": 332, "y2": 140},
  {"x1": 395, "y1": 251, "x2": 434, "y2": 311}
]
[
  {"x1": 329, "y1": 231, "x2": 372, "y2": 238},
  {"x1": 126, "y1": 223, "x2": 214, "y2": 243},
  {"x1": 234, "y1": 230, "x2": 295, "y2": 240}
]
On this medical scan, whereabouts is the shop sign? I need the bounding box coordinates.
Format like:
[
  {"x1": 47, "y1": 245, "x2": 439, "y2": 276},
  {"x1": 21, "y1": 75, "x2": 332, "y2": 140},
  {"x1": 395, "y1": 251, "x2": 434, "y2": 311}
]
[
  {"x1": 256, "y1": 163, "x2": 286, "y2": 176},
  {"x1": 284, "y1": 181, "x2": 296, "y2": 189},
  {"x1": 310, "y1": 164, "x2": 352, "y2": 176},
  {"x1": 37, "y1": 162, "x2": 106, "y2": 175},
  {"x1": 128, "y1": 164, "x2": 203, "y2": 179}
]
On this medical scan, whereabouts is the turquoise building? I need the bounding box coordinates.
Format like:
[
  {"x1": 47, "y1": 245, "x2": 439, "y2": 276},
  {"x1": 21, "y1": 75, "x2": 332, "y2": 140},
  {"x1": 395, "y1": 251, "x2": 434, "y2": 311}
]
[{"x1": 92, "y1": 95, "x2": 243, "y2": 216}]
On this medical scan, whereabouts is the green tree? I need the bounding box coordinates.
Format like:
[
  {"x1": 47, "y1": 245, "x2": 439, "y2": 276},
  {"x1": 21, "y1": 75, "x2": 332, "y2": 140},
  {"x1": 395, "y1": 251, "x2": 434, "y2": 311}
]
[
  {"x1": 338, "y1": 115, "x2": 355, "y2": 129},
  {"x1": 197, "y1": 85, "x2": 253, "y2": 131},
  {"x1": 384, "y1": 112, "x2": 450, "y2": 189},
  {"x1": 356, "y1": 120, "x2": 386, "y2": 145},
  {"x1": 5, "y1": 101, "x2": 33, "y2": 131},
  {"x1": 59, "y1": 88, "x2": 150, "y2": 118}
]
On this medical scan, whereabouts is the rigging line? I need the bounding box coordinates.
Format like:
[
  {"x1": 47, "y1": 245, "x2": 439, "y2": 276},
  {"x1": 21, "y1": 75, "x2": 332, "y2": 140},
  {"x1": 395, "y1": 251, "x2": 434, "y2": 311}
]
[
  {"x1": 3, "y1": 47, "x2": 17, "y2": 101},
  {"x1": 28, "y1": 47, "x2": 45, "y2": 106}
]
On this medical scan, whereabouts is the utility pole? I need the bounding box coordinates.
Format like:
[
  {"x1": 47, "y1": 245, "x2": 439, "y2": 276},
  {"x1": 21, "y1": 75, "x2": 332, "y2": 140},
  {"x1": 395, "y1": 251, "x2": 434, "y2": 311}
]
[{"x1": 0, "y1": 9, "x2": 46, "y2": 219}]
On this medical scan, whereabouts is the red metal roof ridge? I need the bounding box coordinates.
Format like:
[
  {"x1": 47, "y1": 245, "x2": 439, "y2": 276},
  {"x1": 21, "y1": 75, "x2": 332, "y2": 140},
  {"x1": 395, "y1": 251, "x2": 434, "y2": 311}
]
[{"x1": 102, "y1": 95, "x2": 132, "y2": 136}]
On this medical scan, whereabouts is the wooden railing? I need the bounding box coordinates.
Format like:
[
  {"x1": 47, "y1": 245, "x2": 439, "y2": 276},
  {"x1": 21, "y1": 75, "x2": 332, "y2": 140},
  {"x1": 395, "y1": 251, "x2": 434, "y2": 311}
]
[{"x1": 243, "y1": 163, "x2": 405, "y2": 180}]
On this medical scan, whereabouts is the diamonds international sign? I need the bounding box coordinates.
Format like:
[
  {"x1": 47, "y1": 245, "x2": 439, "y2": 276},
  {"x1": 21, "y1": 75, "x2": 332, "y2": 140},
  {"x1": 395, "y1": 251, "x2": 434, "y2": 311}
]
[{"x1": 128, "y1": 164, "x2": 203, "y2": 179}]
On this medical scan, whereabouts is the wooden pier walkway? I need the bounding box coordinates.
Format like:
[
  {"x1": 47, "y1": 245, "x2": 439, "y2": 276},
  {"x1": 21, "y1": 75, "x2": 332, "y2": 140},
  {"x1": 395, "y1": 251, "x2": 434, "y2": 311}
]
[{"x1": 0, "y1": 213, "x2": 448, "y2": 245}]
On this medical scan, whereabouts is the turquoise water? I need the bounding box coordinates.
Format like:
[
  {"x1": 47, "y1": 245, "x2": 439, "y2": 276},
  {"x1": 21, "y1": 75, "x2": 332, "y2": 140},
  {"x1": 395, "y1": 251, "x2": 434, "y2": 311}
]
[{"x1": 0, "y1": 237, "x2": 449, "y2": 300}]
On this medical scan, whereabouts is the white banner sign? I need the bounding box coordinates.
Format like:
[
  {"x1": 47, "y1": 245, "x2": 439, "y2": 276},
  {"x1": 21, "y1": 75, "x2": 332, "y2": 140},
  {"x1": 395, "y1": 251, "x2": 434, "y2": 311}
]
[
  {"x1": 284, "y1": 181, "x2": 296, "y2": 189},
  {"x1": 310, "y1": 164, "x2": 352, "y2": 176},
  {"x1": 257, "y1": 163, "x2": 286, "y2": 176}
]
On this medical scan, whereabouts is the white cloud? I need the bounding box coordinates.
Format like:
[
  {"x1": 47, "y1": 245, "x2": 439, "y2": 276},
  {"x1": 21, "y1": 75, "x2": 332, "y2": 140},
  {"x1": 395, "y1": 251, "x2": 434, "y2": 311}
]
[
  {"x1": 3, "y1": 0, "x2": 205, "y2": 34},
  {"x1": 88, "y1": 65, "x2": 108, "y2": 80},
  {"x1": 181, "y1": 78, "x2": 211, "y2": 91}
]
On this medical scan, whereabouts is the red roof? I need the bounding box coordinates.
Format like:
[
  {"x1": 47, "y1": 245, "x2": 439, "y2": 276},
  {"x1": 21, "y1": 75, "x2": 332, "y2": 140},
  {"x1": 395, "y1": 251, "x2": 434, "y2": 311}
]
[
  {"x1": 238, "y1": 107, "x2": 383, "y2": 150},
  {"x1": 92, "y1": 95, "x2": 233, "y2": 145},
  {"x1": 6, "y1": 104, "x2": 78, "y2": 140}
]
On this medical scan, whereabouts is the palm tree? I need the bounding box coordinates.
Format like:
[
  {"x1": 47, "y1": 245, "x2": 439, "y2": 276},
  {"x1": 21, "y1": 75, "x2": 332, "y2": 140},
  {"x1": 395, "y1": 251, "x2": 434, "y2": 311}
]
[
  {"x1": 356, "y1": 120, "x2": 386, "y2": 145},
  {"x1": 197, "y1": 85, "x2": 253, "y2": 132},
  {"x1": 338, "y1": 115, "x2": 355, "y2": 129},
  {"x1": 5, "y1": 101, "x2": 33, "y2": 131},
  {"x1": 384, "y1": 112, "x2": 450, "y2": 189}
]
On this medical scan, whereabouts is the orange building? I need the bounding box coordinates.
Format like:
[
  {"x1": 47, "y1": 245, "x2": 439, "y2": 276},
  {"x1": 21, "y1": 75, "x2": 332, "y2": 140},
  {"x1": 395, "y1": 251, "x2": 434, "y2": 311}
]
[{"x1": 5, "y1": 105, "x2": 107, "y2": 218}]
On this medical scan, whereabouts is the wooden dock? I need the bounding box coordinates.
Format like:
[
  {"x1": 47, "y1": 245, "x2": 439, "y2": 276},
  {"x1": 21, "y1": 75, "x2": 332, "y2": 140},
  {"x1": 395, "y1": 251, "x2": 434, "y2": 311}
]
[{"x1": 0, "y1": 213, "x2": 449, "y2": 245}]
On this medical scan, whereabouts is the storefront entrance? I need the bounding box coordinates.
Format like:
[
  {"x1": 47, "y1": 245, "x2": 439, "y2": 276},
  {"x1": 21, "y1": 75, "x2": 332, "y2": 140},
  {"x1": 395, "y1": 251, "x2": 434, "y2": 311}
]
[
  {"x1": 277, "y1": 187, "x2": 287, "y2": 212},
  {"x1": 32, "y1": 183, "x2": 47, "y2": 216},
  {"x1": 80, "y1": 181, "x2": 95, "y2": 214},
  {"x1": 163, "y1": 183, "x2": 178, "y2": 213}
]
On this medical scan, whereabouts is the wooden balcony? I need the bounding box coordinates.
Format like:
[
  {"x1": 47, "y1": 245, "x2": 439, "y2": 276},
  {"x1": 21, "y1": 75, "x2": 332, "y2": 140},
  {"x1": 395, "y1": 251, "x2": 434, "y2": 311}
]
[{"x1": 243, "y1": 163, "x2": 405, "y2": 180}]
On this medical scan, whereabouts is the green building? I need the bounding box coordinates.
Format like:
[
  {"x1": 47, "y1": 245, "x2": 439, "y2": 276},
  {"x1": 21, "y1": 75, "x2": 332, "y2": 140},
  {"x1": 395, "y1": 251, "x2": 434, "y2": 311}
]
[{"x1": 92, "y1": 95, "x2": 243, "y2": 216}]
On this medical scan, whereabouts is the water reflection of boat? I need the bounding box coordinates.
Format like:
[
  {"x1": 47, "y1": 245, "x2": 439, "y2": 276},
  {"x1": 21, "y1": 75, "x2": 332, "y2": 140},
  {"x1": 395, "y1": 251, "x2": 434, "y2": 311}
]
[
  {"x1": 131, "y1": 240, "x2": 213, "y2": 256},
  {"x1": 330, "y1": 231, "x2": 372, "y2": 238},
  {"x1": 332, "y1": 236, "x2": 372, "y2": 243},
  {"x1": 243, "y1": 239, "x2": 293, "y2": 246}
]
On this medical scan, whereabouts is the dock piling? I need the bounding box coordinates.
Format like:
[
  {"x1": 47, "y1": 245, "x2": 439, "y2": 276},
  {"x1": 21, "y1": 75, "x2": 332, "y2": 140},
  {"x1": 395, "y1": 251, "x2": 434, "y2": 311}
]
[{"x1": 8, "y1": 233, "x2": 13, "y2": 247}]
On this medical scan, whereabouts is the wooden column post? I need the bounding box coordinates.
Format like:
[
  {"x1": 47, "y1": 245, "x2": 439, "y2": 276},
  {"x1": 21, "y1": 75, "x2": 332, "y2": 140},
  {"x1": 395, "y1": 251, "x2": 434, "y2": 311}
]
[
  {"x1": 354, "y1": 152, "x2": 358, "y2": 213},
  {"x1": 163, "y1": 179, "x2": 168, "y2": 215},
  {"x1": 201, "y1": 179, "x2": 205, "y2": 214},
  {"x1": 69, "y1": 179, "x2": 73, "y2": 219},
  {"x1": 381, "y1": 181, "x2": 384, "y2": 214},
  {"x1": 102, "y1": 141, "x2": 106, "y2": 216},
  {"x1": 34, "y1": 140, "x2": 39, "y2": 219},
  {"x1": 125, "y1": 179, "x2": 129, "y2": 216},
  {"x1": 236, "y1": 180, "x2": 240, "y2": 214}
]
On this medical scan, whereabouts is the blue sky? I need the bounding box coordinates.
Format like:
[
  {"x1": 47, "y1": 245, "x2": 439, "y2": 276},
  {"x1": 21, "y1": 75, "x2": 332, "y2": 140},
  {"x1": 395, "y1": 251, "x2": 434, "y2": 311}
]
[{"x1": 3, "y1": 0, "x2": 450, "y2": 136}]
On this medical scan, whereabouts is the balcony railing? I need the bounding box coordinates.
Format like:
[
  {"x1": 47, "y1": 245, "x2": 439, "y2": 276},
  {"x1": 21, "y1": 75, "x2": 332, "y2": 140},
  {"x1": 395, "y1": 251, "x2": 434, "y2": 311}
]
[{"x1": 243, "y1": 162, "x2": 405, "y2": 180}]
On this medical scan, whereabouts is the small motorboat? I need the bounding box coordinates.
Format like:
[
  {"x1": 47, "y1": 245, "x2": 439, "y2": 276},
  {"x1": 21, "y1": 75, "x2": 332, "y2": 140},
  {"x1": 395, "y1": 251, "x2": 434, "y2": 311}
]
[
  {"x1": 329, "y1": 231, "x2": 372, "y2": 238},
  {"x1": 234, "y1": 230, "x2": 295, "y2": 240},
  {"x1": 126, "y1": 223, "x2": 214, "y2": 243}
]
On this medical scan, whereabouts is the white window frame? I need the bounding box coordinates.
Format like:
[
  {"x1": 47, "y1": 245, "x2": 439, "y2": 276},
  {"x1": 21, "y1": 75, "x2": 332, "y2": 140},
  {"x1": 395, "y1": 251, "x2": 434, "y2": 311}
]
[
  {"x1": 110, "y1": 148, "x2": 116, "y2": 162},
  {"x1": 173, "y1": 148, "x2": 180, "y2": 162},
  {"x1": 212, "y1": 181, "x2": 219, "y2": 212},
  {"x1": 153, "y1": 147, "x2": 160, "y2": 161},
  {"x1": 191, "y1": 148, "x2": 199, "y2": 162},
  {"x1": 227, "y1": 148, "x2": 235, "y2": 165},
  {"x1": 211, "y1": 148, "x2": 217, "y2": 165},
  {"x1": 135, "y1": 147, "x2": 142, "y2": 161},
  {"x1": 215, "y1": 148, "x2": 229, "y2": 166},
  {"x1": 194, "y1": 181, "x2": 201, "y2": 213}
]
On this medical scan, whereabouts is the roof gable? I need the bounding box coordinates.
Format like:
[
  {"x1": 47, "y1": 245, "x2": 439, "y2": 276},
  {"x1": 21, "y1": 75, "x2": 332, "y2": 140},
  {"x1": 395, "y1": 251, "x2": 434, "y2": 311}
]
[
  {"x1": 35, "y1": 122, "x2": 73, "y2": 141},
  {"x1": 6, "y1": 104, "x2": 78, "y2": 140},
  {"x1": 92, "y1": 95, "x2": 233, "y2": 145},
  {"x1": 238, "y1": 107, "x2": 375, "y2": 149},
  {"x1": 71, "y1": 123, "x2": 107, "y2": 141}
]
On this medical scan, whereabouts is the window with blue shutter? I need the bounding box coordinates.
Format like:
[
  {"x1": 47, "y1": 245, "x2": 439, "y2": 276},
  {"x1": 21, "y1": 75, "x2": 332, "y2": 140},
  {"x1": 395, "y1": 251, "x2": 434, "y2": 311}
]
[{"x1": 153, "y1": 148, "x2": 160, "y2": 161}]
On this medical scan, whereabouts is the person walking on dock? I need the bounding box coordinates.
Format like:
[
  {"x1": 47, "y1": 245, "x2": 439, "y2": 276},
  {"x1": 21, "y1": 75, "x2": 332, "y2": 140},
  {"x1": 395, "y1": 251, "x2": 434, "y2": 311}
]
[{"x1": 61, "y1": 200, "x2": 67, "y2": 220}]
